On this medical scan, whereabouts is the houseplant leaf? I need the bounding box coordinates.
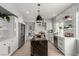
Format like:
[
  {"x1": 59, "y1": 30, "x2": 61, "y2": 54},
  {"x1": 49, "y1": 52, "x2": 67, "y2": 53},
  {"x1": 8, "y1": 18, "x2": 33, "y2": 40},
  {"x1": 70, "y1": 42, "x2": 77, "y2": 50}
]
[{"x1": 6, "y1": 16, "x2": 10, "y2": 22}]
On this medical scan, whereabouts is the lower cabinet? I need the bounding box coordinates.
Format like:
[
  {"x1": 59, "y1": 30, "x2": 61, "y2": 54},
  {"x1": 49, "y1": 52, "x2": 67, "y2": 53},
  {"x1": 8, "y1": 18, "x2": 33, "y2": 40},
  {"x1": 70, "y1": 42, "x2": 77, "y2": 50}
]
[
  {"x1": 0, "y1": 37, "x2": 18, "y2": 56},
  {"x1": 58, "y1": 37, "x2": 64, "y2": 53},
  {"x1": 58, "y1": 37, "x2": 76, "y2": 56},
  {"x1": 9, "y1": 39, "x2": 18, "y2": 55},
  {"x1": 0, "y1": 45, "x2": 8, "y2": 56},
  {"x1": 31, "y1": 40, "x2": 48, "y2": 56}
]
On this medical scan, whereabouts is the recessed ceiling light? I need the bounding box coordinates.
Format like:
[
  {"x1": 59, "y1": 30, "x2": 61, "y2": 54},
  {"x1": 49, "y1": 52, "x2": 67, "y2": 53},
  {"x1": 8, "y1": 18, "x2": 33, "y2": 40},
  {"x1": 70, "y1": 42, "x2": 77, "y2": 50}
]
[{"x1": 26, "y1": 11, "x2": 29, "y2": 14}]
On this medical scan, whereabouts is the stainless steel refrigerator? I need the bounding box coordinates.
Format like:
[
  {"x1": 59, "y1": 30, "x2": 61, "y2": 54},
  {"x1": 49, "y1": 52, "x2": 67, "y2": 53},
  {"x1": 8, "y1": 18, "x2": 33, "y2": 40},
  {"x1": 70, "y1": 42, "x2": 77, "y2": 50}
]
[{"x1": 18, "y1": 23, "x2": 25, "y2": 49}]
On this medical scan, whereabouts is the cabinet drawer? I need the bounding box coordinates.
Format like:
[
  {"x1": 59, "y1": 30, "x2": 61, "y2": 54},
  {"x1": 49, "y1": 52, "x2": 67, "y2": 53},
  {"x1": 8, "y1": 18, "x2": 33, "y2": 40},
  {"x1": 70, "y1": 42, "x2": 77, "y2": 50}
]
[
  {"x1": 58, "y1": 46, "x2": 64, "y2": 53},
  {"x1": 59, "y1": 42, "x2": 63, "y2": 46},
  {"x1": 58, "y1": 37, "x2": 64, "y2": 42},
  {"x1": 58, "y1": 41, "x2": 64, "y2": 53},
  {"x1": 58, "y1": 40, "x2": 64, "y2": 48},
  {"x1": 58, "y1": 40, "x2": 64, "y2": 47}
]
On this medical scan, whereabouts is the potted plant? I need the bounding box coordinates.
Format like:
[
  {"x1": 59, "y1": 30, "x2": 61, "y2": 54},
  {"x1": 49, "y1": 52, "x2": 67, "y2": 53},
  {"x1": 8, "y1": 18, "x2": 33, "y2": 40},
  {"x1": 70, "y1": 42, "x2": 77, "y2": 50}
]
[
  {"x1": 0, "y1": 12, "x2": 10, "y2": 22},
  {"x1": 0, "y1": 12, "x2": 10, "y2": 29}
]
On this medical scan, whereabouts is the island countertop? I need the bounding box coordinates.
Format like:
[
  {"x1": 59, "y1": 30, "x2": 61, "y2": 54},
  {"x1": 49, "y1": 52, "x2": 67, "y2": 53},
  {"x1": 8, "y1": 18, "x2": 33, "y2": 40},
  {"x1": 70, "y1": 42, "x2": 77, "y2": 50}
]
[{"x1": 31, "y1": 36, "x2": 47, "y2": 41}]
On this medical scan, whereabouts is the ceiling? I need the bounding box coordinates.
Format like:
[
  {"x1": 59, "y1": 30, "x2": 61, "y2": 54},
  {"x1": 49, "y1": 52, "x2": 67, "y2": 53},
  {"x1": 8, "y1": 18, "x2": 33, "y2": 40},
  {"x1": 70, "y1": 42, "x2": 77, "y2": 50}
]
[
  {"x1": 12, "y1": 3, "x2": 72, "y2": 21},
  {"x1": 0, "y1": 6, "x2": 16, "y2": 16}
]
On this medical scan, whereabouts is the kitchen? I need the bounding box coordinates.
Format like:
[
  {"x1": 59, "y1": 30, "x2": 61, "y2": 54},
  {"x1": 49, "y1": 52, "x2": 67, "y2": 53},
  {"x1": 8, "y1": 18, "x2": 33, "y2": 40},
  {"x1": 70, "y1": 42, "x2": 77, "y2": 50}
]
[{"x1": 0, "y1": 3, "x2": 79, "y2": 56}]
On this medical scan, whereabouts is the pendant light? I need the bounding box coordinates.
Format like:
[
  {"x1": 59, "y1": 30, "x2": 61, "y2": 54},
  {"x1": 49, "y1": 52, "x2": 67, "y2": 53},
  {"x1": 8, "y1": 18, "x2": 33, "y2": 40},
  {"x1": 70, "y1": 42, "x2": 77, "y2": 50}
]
[{"x1": 36, "y1": 3, "x2": 43, "y2": 21}]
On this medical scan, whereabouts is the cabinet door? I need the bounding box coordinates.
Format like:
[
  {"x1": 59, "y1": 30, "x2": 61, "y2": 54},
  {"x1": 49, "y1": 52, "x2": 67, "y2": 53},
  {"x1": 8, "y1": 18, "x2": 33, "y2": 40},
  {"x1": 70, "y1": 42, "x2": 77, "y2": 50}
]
[
  {"x1": 58, "y1": 37, "x2": 65, "y2": 53},
  {"x1": 31, "y1": 40, "x2": 48, "y2": 56},
  {"x1": 10, "y1": 39, "x2": 18, "y2": 54},
  {"x1": 0, "y1": 44, "x2": 8, "y2": 56},
  {"x1": 65, "y1": 38, "x2": 76, "y2": 56},
  {"x1": 10, "y1": 40, "x2": 14, "y2": 53},
  {"x1": 0, "y1": 40, "x2": 11, "y2": 56}
]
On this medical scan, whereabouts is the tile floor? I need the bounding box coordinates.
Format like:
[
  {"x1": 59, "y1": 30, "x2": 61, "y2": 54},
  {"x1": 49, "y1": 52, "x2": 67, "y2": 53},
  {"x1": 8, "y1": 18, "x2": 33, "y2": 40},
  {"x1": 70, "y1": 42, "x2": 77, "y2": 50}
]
[{"x1": 12, "y1": 40, "x2": 64, "y2": 56}]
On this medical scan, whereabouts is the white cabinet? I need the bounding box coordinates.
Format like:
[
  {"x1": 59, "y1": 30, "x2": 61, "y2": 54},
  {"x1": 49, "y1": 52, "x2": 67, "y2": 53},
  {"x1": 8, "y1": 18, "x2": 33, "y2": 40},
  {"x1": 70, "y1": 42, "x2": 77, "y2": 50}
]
[
  {"x1": 58, "y1": 37, "x2": 76, "y2": 56},
  {"x1": 0, "y1": 37, "x2": 18, "y2": 56},
  {"x1": 9, "y1": 38, "x2": 18, "y2": 55},
  {"x1": 58, "y1": 37, "x2": 65, "y2": 53},
  {"x1": 0, "y1": 44, "x2": 9, "y2": 56},
  {"x1": 0, "y1": 39, "x2": 10, "y2": 56},
  {"x1": 65, "y1": 37, "x2": 76, "y2": 56}
]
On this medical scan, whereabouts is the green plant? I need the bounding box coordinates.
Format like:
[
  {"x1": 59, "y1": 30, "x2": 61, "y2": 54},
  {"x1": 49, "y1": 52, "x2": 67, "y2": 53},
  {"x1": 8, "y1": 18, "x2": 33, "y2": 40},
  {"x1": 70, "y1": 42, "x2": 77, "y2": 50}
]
[
  {"x1": 0, "y1": 12, "x2": 10, "y2": 22},
  {"x1": 5, "y1": 16, "x2": 10, "y2": 22}
]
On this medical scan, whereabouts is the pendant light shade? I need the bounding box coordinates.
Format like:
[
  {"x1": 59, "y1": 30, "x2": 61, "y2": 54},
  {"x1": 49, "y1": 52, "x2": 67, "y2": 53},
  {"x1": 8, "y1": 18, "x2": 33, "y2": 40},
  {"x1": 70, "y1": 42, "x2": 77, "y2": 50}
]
[{"x1": 36, "y1": 15, "x2": 42, "y2": 21}]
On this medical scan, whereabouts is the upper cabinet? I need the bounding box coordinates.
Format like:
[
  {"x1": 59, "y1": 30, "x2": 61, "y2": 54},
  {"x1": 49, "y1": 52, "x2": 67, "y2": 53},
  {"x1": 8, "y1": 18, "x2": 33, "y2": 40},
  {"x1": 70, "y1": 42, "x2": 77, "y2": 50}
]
[{"x1": 54, "y1": 4, "x2": 78, "y2": 38}]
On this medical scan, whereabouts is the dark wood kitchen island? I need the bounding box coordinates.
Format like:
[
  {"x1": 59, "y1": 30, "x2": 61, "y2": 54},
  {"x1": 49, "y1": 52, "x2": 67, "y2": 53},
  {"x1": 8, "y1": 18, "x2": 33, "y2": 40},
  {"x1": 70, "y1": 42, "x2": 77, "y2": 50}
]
[{"x1": 31, "y1": 37, "x2": 48, "y2": 56}]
